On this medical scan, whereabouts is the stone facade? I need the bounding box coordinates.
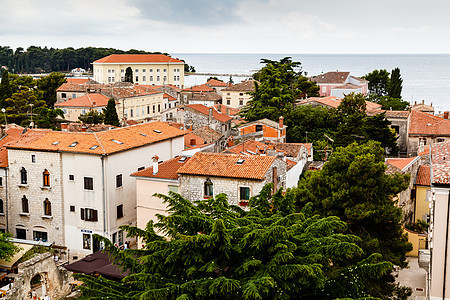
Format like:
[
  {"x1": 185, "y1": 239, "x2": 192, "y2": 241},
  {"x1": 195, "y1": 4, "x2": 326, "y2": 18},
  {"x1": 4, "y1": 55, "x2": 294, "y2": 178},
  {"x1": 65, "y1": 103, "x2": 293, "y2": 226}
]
[
  {"x1": 8, "y1": 149, "x2": 65, "y2": 246},
  {"x1": 397, "y1": 157, "x2": 421, "y2": 224},
  {"x1": 184, "y1": 107, "x2": 231, "y2": 138},
  {"x1": 179, "y1": 158, "x2": 286, "y2": 205},
  {"x1": 5, "y1": 252, "x2": 72, "y2": 300}
]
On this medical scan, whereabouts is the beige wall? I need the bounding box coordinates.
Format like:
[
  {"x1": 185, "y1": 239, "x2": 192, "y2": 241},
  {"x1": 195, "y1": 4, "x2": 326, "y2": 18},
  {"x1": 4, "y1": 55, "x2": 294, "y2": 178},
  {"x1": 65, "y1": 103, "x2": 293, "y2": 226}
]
[
  {"x1": 223, "y1": 91, "x2": 252, "y2": 108},
  {"x1": 117, "y1": 93, "x2": 165, "y2": 122},
  {"x1": 415, "y1": 185, "x2": 430, "y2": 222},
  {"x1": 93, "y1": 63, "x2": 185, "y2": 88},
  {"x1": 56, "y1": 91, "x2": 86, "y2": 104},
  {"x1": 59, "y1": 106, "x2": 107, "y2": 122}
]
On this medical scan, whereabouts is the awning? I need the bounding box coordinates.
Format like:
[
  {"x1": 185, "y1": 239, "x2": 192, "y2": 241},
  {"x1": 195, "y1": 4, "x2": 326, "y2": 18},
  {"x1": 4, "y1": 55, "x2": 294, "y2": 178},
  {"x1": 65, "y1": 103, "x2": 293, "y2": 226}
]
[
  {"x1": 64, "y1": 251, "x2": 129, "y2": 279},
  {"x1": 0, "y1": 243, "x2": 33, "y2": 269}
]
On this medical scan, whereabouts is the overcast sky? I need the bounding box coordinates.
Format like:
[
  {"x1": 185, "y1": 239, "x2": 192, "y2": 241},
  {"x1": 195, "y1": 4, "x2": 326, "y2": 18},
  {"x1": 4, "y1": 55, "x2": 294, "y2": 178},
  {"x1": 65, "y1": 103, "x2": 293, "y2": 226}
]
[{"x1": 1, "y1": 0, "x2": 448, "y2": 53}]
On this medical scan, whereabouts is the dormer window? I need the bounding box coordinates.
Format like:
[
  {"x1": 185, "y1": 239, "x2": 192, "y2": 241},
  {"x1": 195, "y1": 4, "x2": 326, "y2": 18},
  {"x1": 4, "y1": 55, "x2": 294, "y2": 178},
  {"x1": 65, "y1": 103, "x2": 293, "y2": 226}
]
[
  {"x1": 153, "y1": 130, "x2": 162, "y2": 134},
  {"x1": 90, "y1": 145, "x2": 99, "y2": 150},
  {"x1": 111, "y1": 139, "x2": 123, "y2": 145},
  {"x1": 236, "y1": 159, "x2": 245, "y2": 165},
  {"x1": 20, "y1": 167, "x2": 27, "y2": 184},
  {"x1": 43, "y1": 169, "x2": 50, "y2": 187},
  {"x1": 69, "y1": 141, "x2": 78, "y2": 147},
  {"x1": 52, "y1": 141, "x2": 60, "y2": 145},
  {"x1": 140, "y1": 133, "x2": 147, "y2": 136}
]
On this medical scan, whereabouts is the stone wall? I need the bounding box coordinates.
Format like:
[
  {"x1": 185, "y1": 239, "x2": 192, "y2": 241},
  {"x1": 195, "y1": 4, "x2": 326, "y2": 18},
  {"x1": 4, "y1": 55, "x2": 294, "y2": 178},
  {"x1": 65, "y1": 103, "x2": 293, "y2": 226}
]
[
  {"x1": 398, "y1": 157, "x2": 421, "y2": 224},
  {"x1": 184, "y1": 108, "x2": 230, "y2": 137},
  {"x1": 5, "y1": 252, "x2": 72, "y2": 300},
  {"x1": 8, "y1": 149, "x2": 65, "y2": 246}
]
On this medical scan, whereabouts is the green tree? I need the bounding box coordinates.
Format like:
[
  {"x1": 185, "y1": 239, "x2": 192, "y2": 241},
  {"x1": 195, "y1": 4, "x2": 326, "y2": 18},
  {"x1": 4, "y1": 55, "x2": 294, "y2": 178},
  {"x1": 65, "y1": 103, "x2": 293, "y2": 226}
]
[
  {"x1": 36, "y1": 72, "x2": 66, "y2": 108},
  {"x1": 387, "y1": 68, "x2": 403, "y2": 99},
  {"x1": 103, "y1": 98, "x2": 120, "y2": 127},
  {"x1": 367, "y1": 95, "x2": 409, "y2": 110},
  {"x1": 207, "y1": 77, "x2": 222, "y2": 82},
  {"x1": 76, "y1": 188, "x2": 394, "y2": 299},
  {"x1": 363, "y1": 69, "x2": 390, "y2": 96},
  {"x1": 0, "y1": 69, "x2": 12, "y2": 107},
  {"x1": 229, "y1": 75, "x2": 234, "y2": 84},
  {"x1": 4, "y1": 87, "x2": 47, "y2": 126},
  {"x1": 33, "y1": 107, "x2": 64, "y2": 129},
  {"x1": 78, "y1": 110, "x2": 104, "y2": 124},
  {"x1": 124, "y1": 67, "x2": 133, "y2": 83},
  {"x1": 0, "y1": 232, "x2": 19, "y2": 261}
]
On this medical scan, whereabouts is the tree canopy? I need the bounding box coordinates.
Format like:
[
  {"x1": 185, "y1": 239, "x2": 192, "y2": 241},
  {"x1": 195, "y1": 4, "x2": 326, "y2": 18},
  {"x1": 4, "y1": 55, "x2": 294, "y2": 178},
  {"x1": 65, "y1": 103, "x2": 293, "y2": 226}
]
[
  {"x1": 362, "y1": 69, "x2": 390, "y2": 97},
  {"x1": 0, "y1": 232, "x2": 19, "y2": 261},
  {"x1": 387, "y1": 68, "x2": 403, "y2": 99},
  {"x1": 36, "y1": 72, "x2": 66, "y2": 108},
  {"x1": 125, "y1": 67, "x2": 133, "y2": 83},
  {"x1": 78, "y1": 110, "x2": 104, "y2": 125},
  {"x1": 76, "y1": 187, "x2": 395, "y2": 299},
  {"x1": 103, "y1": 98, "x2": 120, "y2": 127},
  {"x1": 241, "y1": 57, "x2": 319, "y2": 122}
]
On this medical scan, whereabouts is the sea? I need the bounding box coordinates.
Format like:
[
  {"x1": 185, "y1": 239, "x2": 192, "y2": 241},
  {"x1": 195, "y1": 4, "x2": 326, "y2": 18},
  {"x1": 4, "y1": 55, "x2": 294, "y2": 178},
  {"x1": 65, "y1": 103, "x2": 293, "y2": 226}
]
[{"x1": 174, "y1": 53, "x2": 450, "y2": 112}]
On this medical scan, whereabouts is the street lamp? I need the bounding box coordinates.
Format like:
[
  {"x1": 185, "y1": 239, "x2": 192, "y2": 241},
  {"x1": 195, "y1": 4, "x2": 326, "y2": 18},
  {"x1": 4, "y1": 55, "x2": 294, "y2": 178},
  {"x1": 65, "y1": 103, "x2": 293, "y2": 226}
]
[
  {"x1": 29, "y1": 104, "x2": 34, "y2": 128},
  {"x1": 1, "y1": 108, "x2": 6, "y2": 126}
]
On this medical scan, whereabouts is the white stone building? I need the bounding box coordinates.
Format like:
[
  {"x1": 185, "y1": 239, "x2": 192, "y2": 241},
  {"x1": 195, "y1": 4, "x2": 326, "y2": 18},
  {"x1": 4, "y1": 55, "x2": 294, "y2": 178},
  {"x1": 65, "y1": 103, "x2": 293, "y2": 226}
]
[{"x1": 6, "y1": 122, "x2": 185, "y2": 256}]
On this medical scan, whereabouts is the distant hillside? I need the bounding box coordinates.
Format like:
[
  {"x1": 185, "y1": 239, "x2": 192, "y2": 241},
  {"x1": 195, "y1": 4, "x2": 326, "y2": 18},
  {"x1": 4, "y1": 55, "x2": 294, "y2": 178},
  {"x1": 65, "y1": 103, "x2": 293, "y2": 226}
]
[{"x1": 0, "y1": 46, "x2": 173, "y2": 74}]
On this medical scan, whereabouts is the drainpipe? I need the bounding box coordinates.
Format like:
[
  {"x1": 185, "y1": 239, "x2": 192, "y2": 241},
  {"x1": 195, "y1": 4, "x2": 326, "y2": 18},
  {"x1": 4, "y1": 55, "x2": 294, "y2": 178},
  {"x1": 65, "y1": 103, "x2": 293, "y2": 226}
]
[
  {"x1": 5, "y1": 168, "x2": 8, "y2": 232},
  {"x1": 101, "y1": 156, "x2": 107, "y2": 236},
  {"x1": 443, "y1": 191, "x2": 450, "y2": 299}
]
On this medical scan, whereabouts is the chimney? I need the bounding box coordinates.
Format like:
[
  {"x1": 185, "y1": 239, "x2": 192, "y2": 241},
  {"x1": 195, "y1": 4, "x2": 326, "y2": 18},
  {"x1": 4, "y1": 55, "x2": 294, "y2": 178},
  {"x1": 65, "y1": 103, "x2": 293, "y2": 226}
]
[
  {"x1": 444, "y1": 112, "x2": 449, "y2": 119},
  {"x1": 209, "y1": 107, "x2": 213, "y2": 122},
  {"x1": 227, "y1": 136, "x2": 234, "y2": 147},
  {"x1": 168, "y1": 122, "x2": 172, "y2": 126},
  {"x1": 81, "y1": 126, "x2": 87, "y2": 132},
  {"x1": 422, "y1": 100, "x2": 424, "y2": 105},
  {"x1": 217, "y1": 103, "x2": 222, "y2": 112},
  {"x1": 226, "y1": 107, "x2": 230, "y2": 116},
  {"x1": 279, "y1": 116, "x2": 284, "y2": 128},
  {"x1": 414, "y1": 100, "x2": 417, "y2": 105},
  {"x1": 190, "y1": 138, "x2": 196, "y2": 146},
  {"x1": 61, "y1": 123, "x2": 68, "y2": 132},
  {"x1": 152, "y1": 155, "x2": 159, "y2": 175},
  {"x1": 92, "y1": 101, "x2": 96, "y2": 107}
]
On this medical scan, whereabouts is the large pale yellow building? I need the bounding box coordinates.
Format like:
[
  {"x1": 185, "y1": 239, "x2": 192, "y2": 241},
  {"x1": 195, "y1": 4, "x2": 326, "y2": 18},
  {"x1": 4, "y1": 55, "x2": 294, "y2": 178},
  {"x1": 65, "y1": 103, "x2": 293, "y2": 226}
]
[
  {"x1": 221, "y1": 80, "x2": 255, "y2": 108},
  {"x1": 93, "y1": 54, "x2": 185, "y2": 88}
]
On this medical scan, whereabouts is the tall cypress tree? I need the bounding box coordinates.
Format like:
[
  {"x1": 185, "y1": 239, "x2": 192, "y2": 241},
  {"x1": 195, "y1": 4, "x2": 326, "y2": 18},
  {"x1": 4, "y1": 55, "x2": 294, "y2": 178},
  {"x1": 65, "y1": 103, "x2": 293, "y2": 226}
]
[
  {"x1": 387, "y1": 67, "x2": 403, "y2": 99},
  {"x1": 0, "y1": 69, "x2": 12, "y2": 107},
  {"x1": 124, "y1": 67, "x2": 133, "y2": 83},
  {"x1": 103, "y1": 98, "x2": 120, "y2": 127}
]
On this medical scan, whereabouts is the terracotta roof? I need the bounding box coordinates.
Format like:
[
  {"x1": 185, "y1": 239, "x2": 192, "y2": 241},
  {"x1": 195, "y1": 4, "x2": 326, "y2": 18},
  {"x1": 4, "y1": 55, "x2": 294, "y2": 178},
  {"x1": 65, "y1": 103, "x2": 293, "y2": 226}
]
[
  {"x1": 419, "y1": 145, "x2": 430, "y2": 156},
  {"x1": 192, "y1": 126, "x2": 223, "y2": 143},
  {"x1": 416, "y1": 165, "x2": 431, "y2": 186},
  {"x1": 313, "y1": 71, "x2": 350, "y2": 84},
  {"x1": 126, "y1": 120, "x2": 138, "y2": 125},
  {"x1": 271, "y1": 142, "x2": 312, "y2": 157},
  {"x1": 386, "y1": 157, "x2": 418, "y2": 172},
  {"x1": 350, "y1": 76, "x2": 368, "y2": 83},
  {"x1": 177, "y1": 152, "x2": 275, "y2": 180},
  {"x1": 206, "y1": 79, "x2": 228, "y2": 87},
  {"x1": 225, "y1": 140, "x2": 270, "y2": 155},
  {"x1": 185, "y1": 104, "x2": 232, "y2": 123},
  {"x1": 56, "y1": 83, "x2": 86, "y2": 92},
  {"x1": 184, "y1": 132, "x2": 205, "y2": 148},
  {"x1": 163, "y1": 93, "x2": 177, "y2": 101},
  {"x1": 222, "y1": 80, "x2": 256, "y2": 92},
  {"x1": 409, "y1": 109, "x2": 450, "y2": 136},
  {"x1": 66, "y1": 78, "x2": 89, "y2": 84},
  {"x1": 431, "y1": 142, "x2": 450, "y2": 185},
  {"x1": 93, "y1": 54, "x2": 184, "y2": 64},
  {"x1": 331, "y1": 83, "x2": 362, "y2": 90},
  {"x1": 411, "y1": 103, "x2": 434, "y2": 113},
  {"x1": 214, "y1": 104, "x2": 240, "y2": 116},
  {"x1": 163, "y1": 122, "x2": 184, "y2": 130},
  {"x1": 67, "y1": 123, "x2": 117, "y2": 132},
  {"x1": 183, "y1": 84, "x2": 214, "y2": 93},
  {"x1": 6, "y1": 122, "x2": 185, "y2": 155},
  {"x1": 239, "y1": 118, "x2": 286, "y2": 130},
  {"x1": 366, "y1": 110, "x2": 410, "y2": 118},
  {"x1": 55, "y1": 93, "x2": 111, "y2": 108},
  {"x1": 286, "y1": 158, "x2": 297, "y2": 171},
  {"x1": 297, "y1": 96, "x2": 381, "y2": 111},
  {"x1": 131, "y1": 156, "x2": 190, "y2": 179},
  {"x1": 100, "y1": 85, "x2": 162, "y2": 99},
  {"x1": 189, "y1": 92, "x2": 222, "y2": 102},
  {"x1": 0, "y1": 125, "x2": 25, "y2": 167}
]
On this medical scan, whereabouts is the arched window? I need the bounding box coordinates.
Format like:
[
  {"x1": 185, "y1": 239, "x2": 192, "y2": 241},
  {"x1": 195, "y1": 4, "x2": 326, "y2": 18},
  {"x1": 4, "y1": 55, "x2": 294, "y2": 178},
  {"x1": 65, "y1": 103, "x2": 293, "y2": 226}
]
[
  {"x1": 44, "y1": 198, "x2": 51, "y2": 216},
  {"x1": 204, "y1": 178, "x2": 213, "y2": 198},
  {"x1": 20, "y1": 167, "x2": 27, "y2": 184},
  {"x1": 0, "y1": 199, "x2": 3, "y2": 214},
  {"x1": 22, "y1": 196, "x2": 29, "y2": 213},
  {"x1": 43, "y1": 169, "x2": 50, "y2": 187}
]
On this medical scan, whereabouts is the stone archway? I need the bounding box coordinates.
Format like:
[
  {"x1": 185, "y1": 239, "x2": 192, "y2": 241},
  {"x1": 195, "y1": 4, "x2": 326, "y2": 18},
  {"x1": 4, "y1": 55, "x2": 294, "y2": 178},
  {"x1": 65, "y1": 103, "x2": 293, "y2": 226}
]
[{"x1": 5, "y1": 253, "x2": 72, "y2": 299}]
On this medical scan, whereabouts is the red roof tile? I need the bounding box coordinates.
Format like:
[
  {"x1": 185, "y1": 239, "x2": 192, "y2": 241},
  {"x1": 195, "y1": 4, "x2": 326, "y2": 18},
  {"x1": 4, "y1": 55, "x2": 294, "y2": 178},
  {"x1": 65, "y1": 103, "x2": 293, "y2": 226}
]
[
  {"x1": 182, "y1": 84, "x2": 214, "y2": 92},
  {"x1": 185, "y1": 104, "x2": 232, "y2": 123},
  {"x1": 56, "y1": 83, "x2": 86, "y2": 92},
  {"x1": 177, "y1": 152, "x2": 275, "y2": 180},
  {"x1": 313, "y1": 71, "x2": 350, "y2": 84},
  {"x1": 431, "y1": 142, "x2": 450, "y2": 185},
  {"x1": 222, "y1": 80, "x2": 256, "y2": 92},
  {"x1": 6, "y1": 122, "x2": 185, "y2": 155},
  {"x1": 163, "y1": 93, "x2": 177, "y2": 101},
  {"x1": 416, "y1": 165, "x2": 430, "y2": 186},
  {"x1": 297, "y1": 96, "x2": 381, "y2": 111},
  {"x1": 93, "y1": 54, "x2": 184, "y2": 64},
  {"x1": 409, "y1": 109, "x2": 450, "y2": 136},
  {"x1": 55, "y1": 93, "x2": 111, "y2": 108},
  {"x1": 214, "y1": 104, "x2": 240, "y2": 116},
  {"x1": 184, "y1": 132, "x2": 205, "y2": 148},
  {"x1": 0, "y1": 125, "x2": 25, "y2": 167},
  {"x1": 66, "y1": 78, "x2": 89, "y2": 85},
  {"x1": 386, "y1": 157, "x2": 418, "y2": 172},
  {"x1": 131, "y1": 156, "x2": 190, "y2": 179},
  {"x1": 206, "y1": 79, "x2": 228, "y2": 87}
]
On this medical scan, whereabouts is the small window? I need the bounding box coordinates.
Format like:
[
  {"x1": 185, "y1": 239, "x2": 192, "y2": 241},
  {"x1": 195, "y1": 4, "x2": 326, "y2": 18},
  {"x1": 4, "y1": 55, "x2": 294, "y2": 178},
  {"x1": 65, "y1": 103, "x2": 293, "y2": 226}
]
[
  {"x1": 437, "y1": 138, "x2": 445, "y2": 143},
  {"x1": 158, "y1": 104, "x2": 161, "y2": 112},
  {"x1": 31, "y1": 155, "x2": 36, "y2": 163},
  {"x1": 239, "y1": 99, "x2": 244, "y2": 106},
  {"x1": 153, "y1": 129, "x2": 162, "y2": 134},
  {"x1": 204, "y1": 178, "x2": 213, "y2": 198},
  {"x1": 81, "y1": 208, "x2": 98, "y2": 221},
  {"x1": 0, "y1": 177, "x2": 3, "y2": 187},
  {"x1": 52, "y1": 141, "x2": 60, "y2": 145},
  {"x1": 111, "y1": 139, "x2": 123, "y2": 145},
  {"x1": 135, "y1": 76, "x2": 139, "y2": 82},
  {"x1": 90, "y1": 145, "x2": 99, "y2": 150},
  {"x1": 255, "y1": 124, "x2": 263, "y2": 132},
  {"x1": 116, "y1": 174, "x2": 123, "y2": 188},
  {"x1": 70, "y1": 205, "x2": 75, "y2": 212},
  {"x1": 20, "y1": 167, "x2": 27, "y2": 184},
  {"x1": 84, "y1": 177, "x2": 93, "y2": 190},
  {"x1": 240, "y1": 187, "x2": 250, "y2": 200},
  {"x1": 62, "y1": 93, "x2": 66, "y2": 98},
  {"x1": 236, "y1": 159, "x2": 245, "y2": 165},
  {"x1": 227, "y1": 99, "x2": 231, "y2": 105},
  {"x1": 22, "y1": 195, "x2": 29, "y2": 213},
  {"x1": 69, "y1": 174, "x2": 75, "y2": 181},
  {"x1": 69, "y1": 141, "x2": 78, "y2": 147},
  {"x1": 43, "y1": 169, "x2": 50, "y2": 187},
  {"x1": 83, "y1": 233, "x2": 91, "y2": 250},
  {"x1": 138, "y1": 166, "x2": 145, "y2": 171},
  {"x1": 0, "y1": 199, "x2": 3, "y2": 214},
  {"x1": 44, "y1": 198, "x2": 51, "y2": 216},
  {"x1": 117, "y1": 204, "x2": 123, "y2": 219}
]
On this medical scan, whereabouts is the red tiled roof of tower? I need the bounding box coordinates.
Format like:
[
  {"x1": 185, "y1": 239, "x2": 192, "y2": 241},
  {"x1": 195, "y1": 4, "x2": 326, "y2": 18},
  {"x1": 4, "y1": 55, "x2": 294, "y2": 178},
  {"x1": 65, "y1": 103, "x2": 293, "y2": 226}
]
[
  {"x1": 177, "y1": 152, "x2": 275, "y2": 180},
  {"x1": 0, "y1": 125, "x2": 25, "y2": 167},
  {"x1": 185, "y1": 104, "x2": 232, "y2": 123},
  {"x1": 55, "y1": 93, "x2": 112, "y2": 108},
  {"x1": 5, "y1": 122, "x2": 185, "y2": 155},
  {"x1": 131, "y1": 156, "x2": 190, "y2": 180},
  {"x1": 93, "y1": 54, "x2": 184, "y2": 64},
  {"x1": 409, "y1": 109, "x2": 450, "y2": 136},
  {"x1": 313, "y1": 71, "x2": 350, "y2": 84},
  {"x1": 416, "y1": 165, "x2": 431, "y2": 186},
  {"x1": 431, "y1": 142, "x2": 450, "y2": 185}
]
